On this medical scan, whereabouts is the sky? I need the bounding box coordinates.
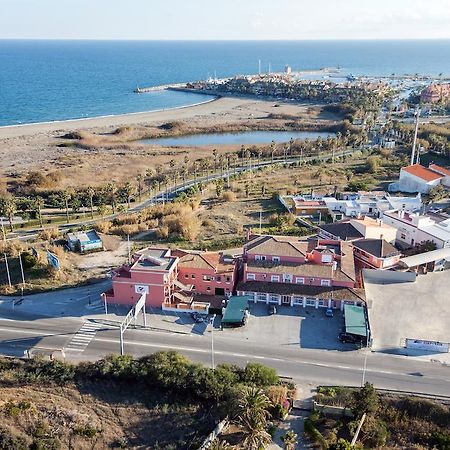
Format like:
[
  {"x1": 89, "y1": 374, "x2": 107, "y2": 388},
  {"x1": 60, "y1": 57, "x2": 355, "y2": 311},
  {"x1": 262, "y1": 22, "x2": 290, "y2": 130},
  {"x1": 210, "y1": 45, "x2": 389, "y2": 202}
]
[{"x1": 1, "y1": 0, "x2": 450, "y2": 40}]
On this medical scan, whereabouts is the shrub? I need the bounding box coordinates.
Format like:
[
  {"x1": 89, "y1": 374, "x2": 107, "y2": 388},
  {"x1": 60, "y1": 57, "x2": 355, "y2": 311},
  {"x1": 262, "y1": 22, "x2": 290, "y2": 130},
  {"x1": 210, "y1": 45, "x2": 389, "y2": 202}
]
[
  {"x1": 95, "y1": 354, "x2": 137, "y2": 379},
  {"x1": 38, "y1": 227, "x2": 60, "y2": 242},
  {"x1": 26, "y1": 359, "x2": 75, "y2": 384},
  {"x1": 429, "y1": 431, "x2": 450, "y2": 449},
  {"x1": 351, "y1": 383, "x2": 379, "y2": 418},
  {"x1": 3, "y1": 400, "x2": 31, "y2": 417},
  {"x1": 21, "y1": 252, "x2": 37, "y2": 269},
  {"x1": 94, "y1": 221, "x2": 112, "y2": 234},
  {"x1": 241, "y1": 363, "x2": 279, "y2": 386},
  {"x1": 0, "y1": 427, "x2": 27, "y2": 450},
  {"x1": 73, "y1": 425, "x2": 97, "y2": 438},
  {"x1": 222, "y1": 191, "x2": 236, "y2": 202}
]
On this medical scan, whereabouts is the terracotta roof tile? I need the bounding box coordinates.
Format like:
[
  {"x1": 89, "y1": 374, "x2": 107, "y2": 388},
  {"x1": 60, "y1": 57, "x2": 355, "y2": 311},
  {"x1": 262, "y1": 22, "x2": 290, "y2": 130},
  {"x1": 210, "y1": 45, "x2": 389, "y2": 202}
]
[{"x1": 402, "y1": 164, "x2": 443, "y2": 182}]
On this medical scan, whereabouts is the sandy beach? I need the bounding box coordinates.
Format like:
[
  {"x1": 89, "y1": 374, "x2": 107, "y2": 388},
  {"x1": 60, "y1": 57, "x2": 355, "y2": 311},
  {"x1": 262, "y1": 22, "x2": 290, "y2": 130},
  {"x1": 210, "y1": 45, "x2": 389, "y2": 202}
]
[{"x1": 0, "y1": 96, "x2": 336, "y2": 189}]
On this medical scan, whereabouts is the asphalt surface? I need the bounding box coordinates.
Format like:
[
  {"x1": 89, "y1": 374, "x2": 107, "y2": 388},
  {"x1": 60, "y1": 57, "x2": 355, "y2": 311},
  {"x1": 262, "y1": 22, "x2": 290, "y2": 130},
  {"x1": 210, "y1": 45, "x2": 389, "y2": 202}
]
[{"x1": 0, "y1": 313, "x2": 449, "y2": 397}]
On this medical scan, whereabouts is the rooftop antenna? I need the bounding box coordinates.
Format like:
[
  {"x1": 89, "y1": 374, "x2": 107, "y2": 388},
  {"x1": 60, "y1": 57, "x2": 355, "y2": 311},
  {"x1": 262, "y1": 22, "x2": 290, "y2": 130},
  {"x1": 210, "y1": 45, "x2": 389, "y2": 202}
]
[{"x1": 410, "y1": 107, "x2": 420, "y2": 166}]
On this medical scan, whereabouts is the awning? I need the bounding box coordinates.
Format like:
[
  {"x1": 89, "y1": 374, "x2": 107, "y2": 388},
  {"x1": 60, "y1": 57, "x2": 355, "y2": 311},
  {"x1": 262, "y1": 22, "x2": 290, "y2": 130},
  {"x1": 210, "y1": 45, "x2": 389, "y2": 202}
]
[
  {"x1": 399, "y1": 247, "x2": 450, "y2": 268},
  {"x1": 222, "y1": 296, "x2": 250, "y2": 324},
  {"x1": 344, "y1": 304, "x2": 367, "y2": 337}
]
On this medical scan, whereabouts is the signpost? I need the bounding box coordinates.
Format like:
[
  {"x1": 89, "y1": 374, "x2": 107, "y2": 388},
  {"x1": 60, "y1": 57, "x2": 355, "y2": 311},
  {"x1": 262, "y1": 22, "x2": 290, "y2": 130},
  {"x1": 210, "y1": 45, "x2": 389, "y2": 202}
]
[
  {"x1": 47, "y1": 250, "x2": 60, "y2": 270},
  {"x1": 119, "y1": 293, "x2": 147, "y2": 355}
]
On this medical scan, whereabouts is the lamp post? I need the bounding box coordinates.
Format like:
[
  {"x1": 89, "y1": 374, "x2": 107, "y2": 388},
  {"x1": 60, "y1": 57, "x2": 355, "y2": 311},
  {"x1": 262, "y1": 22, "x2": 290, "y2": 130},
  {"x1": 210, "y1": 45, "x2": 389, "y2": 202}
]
[{"x1": 210, "y1": 314, "x2": 216, "y2": 369}]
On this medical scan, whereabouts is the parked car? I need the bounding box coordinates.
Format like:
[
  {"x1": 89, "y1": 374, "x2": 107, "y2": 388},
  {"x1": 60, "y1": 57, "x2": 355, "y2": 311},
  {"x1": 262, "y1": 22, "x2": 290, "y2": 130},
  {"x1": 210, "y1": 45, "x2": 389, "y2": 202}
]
[
  {"x1": 268, "y1": 305, "x2": 277, "y2": 315},
  {"x1": 338, "y1": 332, "x2": 359, "y2": 344},
  {"x1": 325, "y1": 308, "x2": 334, "y2": 318}
]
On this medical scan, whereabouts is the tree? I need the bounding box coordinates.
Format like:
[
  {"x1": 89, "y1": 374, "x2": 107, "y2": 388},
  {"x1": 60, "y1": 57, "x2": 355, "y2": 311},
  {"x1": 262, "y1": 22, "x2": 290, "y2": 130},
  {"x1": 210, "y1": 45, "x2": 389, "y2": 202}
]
[
  {"x1": 209, "y1": 439, "x2": 234, "y2": 450},
  {"x1": 86, "y1": 186, "x2": 95, "y2": 219},
  {"x1": 136, "y1": 174, "x2": 144, "y2": 202},
  {"x1": 328, "y1": 438, "x2": 355, "y2": 450},
  {"x1": 237, "y1": 386, "x2": 272, "y2": 426},
  {"x1": 215, "y1": 180, "x2": 224, "y2": 198},
  {"x1": 33, "y1": 196, "x2": 45, "y2": 229},
  {"x1": 281, "y1": 431, "x2": 298, "y2": 450},
  {"x1": 429, "y1": 184, "x2": 446, "y2": 202},
  {"x1": 0, "y1": 195, "x2": 17, "y2": 232},
  {"x1": 351, "y1": 382, "x2": 379, "y2": 419},
  {"x1": 105, "y1": 183, "x2": 117, "y2": 214},
  {"x1": 122, "y1": 182, "x2": 135, "y2": 209},
  {"x1": 60, "y1": 189, "x2": 73, "y2": 223}
]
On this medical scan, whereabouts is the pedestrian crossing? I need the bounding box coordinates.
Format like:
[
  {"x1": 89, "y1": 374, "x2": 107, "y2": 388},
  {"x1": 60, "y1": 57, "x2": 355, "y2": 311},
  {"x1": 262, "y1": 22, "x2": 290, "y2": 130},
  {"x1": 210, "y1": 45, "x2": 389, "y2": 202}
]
[{"x1": 65, "y1": 321, "x2": 103, "y2": 353}]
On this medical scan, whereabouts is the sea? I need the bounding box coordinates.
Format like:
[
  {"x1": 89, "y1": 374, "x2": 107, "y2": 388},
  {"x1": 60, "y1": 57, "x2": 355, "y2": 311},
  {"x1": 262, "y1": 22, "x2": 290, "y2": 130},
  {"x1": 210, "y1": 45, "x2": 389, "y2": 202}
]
[{"x1": 0, "y1": 40, "x2": 449, "y2": 127}]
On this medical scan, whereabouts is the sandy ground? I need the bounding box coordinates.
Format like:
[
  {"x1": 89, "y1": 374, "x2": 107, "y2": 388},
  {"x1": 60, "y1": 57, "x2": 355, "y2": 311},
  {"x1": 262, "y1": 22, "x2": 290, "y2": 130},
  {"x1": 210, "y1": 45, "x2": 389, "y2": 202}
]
[{"x1": 0, "y1": 96, "x2": 336, "y2": 188}]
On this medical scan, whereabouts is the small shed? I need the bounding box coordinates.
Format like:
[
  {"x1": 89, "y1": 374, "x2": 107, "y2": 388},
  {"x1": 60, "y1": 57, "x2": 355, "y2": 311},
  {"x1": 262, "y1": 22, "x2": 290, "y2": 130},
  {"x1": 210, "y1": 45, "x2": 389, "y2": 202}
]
[
  {"x1": 343, "y1": 304, "x2": 369, "y2": 344},
  {"x1": 222, "y1": 296, "x2": 250, "y2": 327},
  {"x1": 67, "y1": 230, "x2": 103, "y2": 253}
]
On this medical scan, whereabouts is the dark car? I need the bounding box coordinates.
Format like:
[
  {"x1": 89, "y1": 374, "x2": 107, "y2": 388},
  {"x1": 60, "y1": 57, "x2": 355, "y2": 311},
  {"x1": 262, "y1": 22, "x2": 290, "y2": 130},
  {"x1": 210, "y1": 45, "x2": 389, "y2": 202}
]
[
  {"x1": 325, "y1": 308, "x2": 334, "y2": 318},
  {"x1": 338, "y1": 332, "x2": 359, "y2": 344},
  {"x1": 268, "y1": 305, "x2": 277, "y2": 315}
]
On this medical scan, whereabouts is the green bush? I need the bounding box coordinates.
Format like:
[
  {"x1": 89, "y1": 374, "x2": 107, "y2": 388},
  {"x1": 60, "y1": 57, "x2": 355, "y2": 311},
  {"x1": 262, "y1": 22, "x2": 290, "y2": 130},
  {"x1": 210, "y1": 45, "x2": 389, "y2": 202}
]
[
  {"x1": 30, "y1": 423, "x2": 61, "y2": 450},
  {"x1": 21, "y1": 252, "x2": 38, "y2": 269},
  {"x1": 95, "y1": 354, "x2": 137, "y2": 379},
  {"x1": 3, "y1": 400, "x2": 31, "y2": 417},
  {"x1": 429, "y1": 431, "x2": 450, "y2": 450},
  {"x1": 0, "y1": 427, "x2": 27, "y2": 450},
  {"x1": 241, "y1": 363, "x2": 279, "y2": 386},
  {"x1": 26, "y1": 359, "x2": 75, "y2": 384},
  {"x1": 73, "y1": 425, "x2": 97, "y2": 438}
]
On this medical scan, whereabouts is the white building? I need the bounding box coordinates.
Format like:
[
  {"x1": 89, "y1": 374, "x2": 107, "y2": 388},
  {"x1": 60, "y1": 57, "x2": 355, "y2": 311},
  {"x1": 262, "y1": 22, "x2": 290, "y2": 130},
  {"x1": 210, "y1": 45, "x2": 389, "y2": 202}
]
[
  {"x1": 389, "y1": 164, "x2": 450, "y2": 194},
  {"x1": 382, "y1": 210, "x2": 450, "y2": 249}
]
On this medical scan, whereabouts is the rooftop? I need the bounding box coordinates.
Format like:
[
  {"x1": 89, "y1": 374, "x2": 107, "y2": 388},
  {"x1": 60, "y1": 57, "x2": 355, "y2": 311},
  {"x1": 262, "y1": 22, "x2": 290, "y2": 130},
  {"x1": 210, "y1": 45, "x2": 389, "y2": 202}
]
[
  {"x1": 319, "y1": 222, "x2": 364, "y2": 241},
  {"x1": 177, "y1": 250, "x2": 235, "y2": 273},
  {"x1": 353, "y1": 239, "x2": 400, "y2": 258},
  {"x1": 67, "y1": 230, "x2": 101, "y2": 243},
  {"x1": 344, "y1": 304, "x2": 368, "y2": 337},
  {"x1": 429, "y1": 163, "x2": 450, "y2": 177},
  {"x1": 401, "y1": 164, "x2": 444, "y2": 182},
  {"x1": 245, "y1": 235, "x2": 309, "y2": 258},
  {"x1": 237, "y1": 280, "x2": 365, "y2": 302},
  {"x1": 399, "y1": 247, "x2": 450, "y2": 268},
  {"x1": 132, "y1": 248, "x2": 177, "y2": 272}
]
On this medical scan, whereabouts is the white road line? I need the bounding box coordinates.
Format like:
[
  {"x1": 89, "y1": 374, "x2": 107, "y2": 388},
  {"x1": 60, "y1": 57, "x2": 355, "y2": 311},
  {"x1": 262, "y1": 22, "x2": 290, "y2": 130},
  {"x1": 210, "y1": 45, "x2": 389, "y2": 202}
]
[{"x1": 64, "y1": 321, "x2": 102, "y2": 353}]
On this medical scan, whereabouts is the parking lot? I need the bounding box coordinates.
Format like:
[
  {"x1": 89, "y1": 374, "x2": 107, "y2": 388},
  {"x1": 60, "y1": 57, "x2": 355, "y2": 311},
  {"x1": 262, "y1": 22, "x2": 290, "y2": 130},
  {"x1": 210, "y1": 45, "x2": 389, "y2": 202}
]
[
  {"x1": 365, "y1": 270, "x2": 450, "y2": 361},
  {"x1": 225, "y1": 303, "x2": 351, "y2": 351}
]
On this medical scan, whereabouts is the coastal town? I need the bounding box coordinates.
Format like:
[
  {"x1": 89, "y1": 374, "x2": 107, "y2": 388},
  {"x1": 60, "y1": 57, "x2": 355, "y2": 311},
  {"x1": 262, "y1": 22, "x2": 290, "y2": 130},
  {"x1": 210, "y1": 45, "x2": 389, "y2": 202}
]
[{"x1": 1, "y1": 3, "x2": 450, "y2": 446}]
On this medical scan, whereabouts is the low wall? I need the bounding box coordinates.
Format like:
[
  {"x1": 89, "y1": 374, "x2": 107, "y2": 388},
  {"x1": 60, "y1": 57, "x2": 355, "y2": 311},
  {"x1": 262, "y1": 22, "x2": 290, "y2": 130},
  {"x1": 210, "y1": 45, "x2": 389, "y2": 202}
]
[
  {"x1": 313, "y1": 401, "x2": 353, "y2": 418},
  {"x1": 362, "y1": 268, "x2": 416, "y2": 285}
]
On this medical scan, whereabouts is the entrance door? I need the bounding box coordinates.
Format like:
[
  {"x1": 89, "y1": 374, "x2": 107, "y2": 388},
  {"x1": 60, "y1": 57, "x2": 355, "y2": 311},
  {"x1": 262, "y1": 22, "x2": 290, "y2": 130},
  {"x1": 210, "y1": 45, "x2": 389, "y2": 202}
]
[
  {"x1": 281, "y1": 295, "x2": 291, "y2": 305},
  {"x1": 215, "y1": 288, "x2": 225, "y2": 296}
]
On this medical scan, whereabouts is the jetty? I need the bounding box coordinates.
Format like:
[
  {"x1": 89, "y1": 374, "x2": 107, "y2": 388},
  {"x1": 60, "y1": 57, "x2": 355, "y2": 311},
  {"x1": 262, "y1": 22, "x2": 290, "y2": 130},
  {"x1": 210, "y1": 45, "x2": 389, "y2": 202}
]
[{"x1": 134, "y1": 82, "x2": 187, "y2": 93}]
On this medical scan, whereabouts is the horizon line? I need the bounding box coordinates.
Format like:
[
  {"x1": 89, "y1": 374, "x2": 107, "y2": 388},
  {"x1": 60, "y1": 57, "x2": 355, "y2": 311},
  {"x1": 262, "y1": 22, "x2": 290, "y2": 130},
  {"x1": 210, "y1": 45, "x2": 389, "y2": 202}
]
[{"x1": 1, "y1": 37, "x2": 450, "y2": 42}]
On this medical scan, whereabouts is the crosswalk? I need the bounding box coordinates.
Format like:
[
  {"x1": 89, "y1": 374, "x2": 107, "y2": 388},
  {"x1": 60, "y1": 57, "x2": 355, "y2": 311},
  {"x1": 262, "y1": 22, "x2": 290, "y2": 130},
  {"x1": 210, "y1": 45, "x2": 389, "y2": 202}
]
[{"x1": 65, "y1": 321, "x2": 103, "y2": 353}]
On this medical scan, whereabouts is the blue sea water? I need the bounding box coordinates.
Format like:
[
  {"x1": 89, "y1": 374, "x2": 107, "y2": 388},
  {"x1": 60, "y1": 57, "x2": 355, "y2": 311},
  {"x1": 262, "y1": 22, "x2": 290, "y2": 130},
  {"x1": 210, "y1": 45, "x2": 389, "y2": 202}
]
[{"x1": 0, "y1": 40, "x2": 449, "y2": 127}]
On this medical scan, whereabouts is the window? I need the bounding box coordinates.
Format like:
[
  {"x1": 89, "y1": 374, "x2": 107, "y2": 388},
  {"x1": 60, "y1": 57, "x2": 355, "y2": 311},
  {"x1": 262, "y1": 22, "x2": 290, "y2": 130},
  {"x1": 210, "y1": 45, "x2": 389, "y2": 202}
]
[
  {"x1": 225, "y1": 276, "x2": 231, "y2": 282},
  {"x1": 184, "y1": 274, "x2": 189, "y2": 278},
  {"x1": 400, "y1": 233, "x2": 406, "y2": 240},
  {"x1": 206, "y1": 287, "x2": 211, "y2": 291},
  {"x1": 283, "y1": 274, "x2": 293, "y2": 283},
  {"x1": 318, "y1": 300, "x2": 325, "y2": 307},
  {"x1": 295, "y1": 277, "x2": 305, "y2": 284},
  {"x1": 271, "y1": 275, "x2": 280, "y2": 282},
  {"x1": 203, "y1": 275, "x2": 213, "y2": 281},
  {"x1": 216, "y1": 276, "x2": 221, "y2": 282},
  {"x1": 321, "y1": 279, "x2": 331, "y2": 287},
  {"x1": 191, "y1": 274, "x2": 195, "y2": 279},
  {"x1": 272, "y1": 256, "x2": 280, "y2": 262},
  {"x1": 255, "y1": 255, "x2": 267, "y2": 261},
  {"x1": 247, "y1": 273, "x2": 256, "y2": 281},
  {"x1": 306, "y1": 299, "x2": 315, "y2": 306}
]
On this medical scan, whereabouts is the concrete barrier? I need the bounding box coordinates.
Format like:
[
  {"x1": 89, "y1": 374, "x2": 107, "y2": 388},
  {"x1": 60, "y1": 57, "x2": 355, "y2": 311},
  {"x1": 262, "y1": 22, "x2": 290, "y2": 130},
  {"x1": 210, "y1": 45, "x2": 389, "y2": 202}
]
[{"x1": 363, "y1": 268, "x2": 416, "y2": 285}]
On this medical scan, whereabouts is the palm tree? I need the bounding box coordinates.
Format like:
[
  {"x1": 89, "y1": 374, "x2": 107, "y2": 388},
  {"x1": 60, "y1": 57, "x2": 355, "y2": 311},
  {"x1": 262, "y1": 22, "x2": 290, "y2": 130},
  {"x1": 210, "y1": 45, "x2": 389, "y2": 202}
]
[
  {"x1": 86, "y1": 186, "x2": 95, "y2": 219},
  {"x1": 209, "y1": 439, "x2": 234, "y2": 450},
  {"x1": 237, "y1": 386, "x2": 272, "y2": 427},
  {"x1": 270, "y1": 140, "x2": 276, "y2": 164},
  {"x1": 212, "y1": 148, "x2": 218, "y2": 171},
  {"x1": 282, "y1": 431, "x2": 298, "y2": 450},
  {"x1": 33, "y1": 196, "x2": 45, "y2": 229},
  {"x1": 0, "y1": 195, "x2": 17, "y2": 232},
  {"x1": 60, "y1": 189, "x2": 73, "y2": 223},
  {"x1": 105, "y1": 182, "x2": 118, "y2": 214},
  {"x1": 136, "y1": 174, "x2": 144, "y2": 202},
  {"x1": 122, "y1": 182, "x2": 135, "y2": 209}
]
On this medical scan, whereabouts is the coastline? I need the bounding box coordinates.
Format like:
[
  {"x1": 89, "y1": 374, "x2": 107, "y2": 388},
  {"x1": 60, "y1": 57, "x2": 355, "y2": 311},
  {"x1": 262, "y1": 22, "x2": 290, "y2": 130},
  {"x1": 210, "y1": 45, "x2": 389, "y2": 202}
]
[{"x1": 0, "y1": 93, "x2": 220, "y2": 138}]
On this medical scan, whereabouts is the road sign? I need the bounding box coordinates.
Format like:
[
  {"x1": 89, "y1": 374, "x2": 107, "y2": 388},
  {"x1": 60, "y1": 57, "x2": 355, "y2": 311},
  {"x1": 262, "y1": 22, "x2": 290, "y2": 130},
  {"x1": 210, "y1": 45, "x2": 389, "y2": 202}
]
[
  {"x1": 133, "y1": 293, "x2": 146, "y2": 319},
  {"x1": 47, "y1": 251, "x2": 60, "y2": 270}
]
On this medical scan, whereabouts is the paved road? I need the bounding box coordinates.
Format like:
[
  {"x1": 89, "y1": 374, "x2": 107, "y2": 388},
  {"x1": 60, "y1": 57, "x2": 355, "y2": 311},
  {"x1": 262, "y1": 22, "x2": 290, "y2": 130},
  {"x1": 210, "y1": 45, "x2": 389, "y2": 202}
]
[{"x1": 0, "y1": 314, "x2": 449, "y2": 397}]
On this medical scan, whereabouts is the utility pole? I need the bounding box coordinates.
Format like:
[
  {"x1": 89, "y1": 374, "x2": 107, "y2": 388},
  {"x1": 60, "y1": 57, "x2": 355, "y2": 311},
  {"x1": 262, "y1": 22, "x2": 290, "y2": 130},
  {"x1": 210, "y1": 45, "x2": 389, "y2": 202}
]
[
  {"x1": 127, "y1": 234, "x2": 131, "y2": 264},
  {"x1": 4, "y1": 253, "x2": 12, "y2": 288},
  {"x1": 210, "y1": 314, "x2": 216, "y2": 369},
  {"x1": 410, "y1": 107, "x2": 420, "y2": 166},
  {"x1": 18, "y1": 252, "x2": 25, "y2": 290}
]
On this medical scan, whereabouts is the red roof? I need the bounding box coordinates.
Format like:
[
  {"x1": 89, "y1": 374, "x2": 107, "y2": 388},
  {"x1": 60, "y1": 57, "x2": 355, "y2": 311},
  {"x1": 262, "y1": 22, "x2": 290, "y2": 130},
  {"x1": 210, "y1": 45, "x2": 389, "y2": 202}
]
[
  {"x1": 402, "y1": 164, "x2": 443, "y2": 182},
  {"x1": 429, "y1": 164, "x2": 450, "y2": 177}
]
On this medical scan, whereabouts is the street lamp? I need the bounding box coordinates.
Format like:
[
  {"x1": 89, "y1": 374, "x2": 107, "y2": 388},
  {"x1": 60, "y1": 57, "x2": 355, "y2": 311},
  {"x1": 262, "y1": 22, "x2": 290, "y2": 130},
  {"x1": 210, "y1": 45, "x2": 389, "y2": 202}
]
[{"x1": 210, "y1": 314, "x2": 216, "y2": 369}]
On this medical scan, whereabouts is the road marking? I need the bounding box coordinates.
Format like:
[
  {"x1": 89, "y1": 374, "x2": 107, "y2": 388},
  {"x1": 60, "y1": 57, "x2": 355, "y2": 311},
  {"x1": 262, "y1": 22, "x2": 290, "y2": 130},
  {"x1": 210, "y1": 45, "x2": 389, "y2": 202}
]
[{"x1": 65, "y1": 321, "x2": 103, "y2": 353}]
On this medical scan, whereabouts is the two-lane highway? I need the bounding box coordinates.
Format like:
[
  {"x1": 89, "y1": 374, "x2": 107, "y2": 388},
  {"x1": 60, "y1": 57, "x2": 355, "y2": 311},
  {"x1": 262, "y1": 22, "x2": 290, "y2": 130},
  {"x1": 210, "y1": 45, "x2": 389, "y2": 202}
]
[{"x1": 0, "y1": 315, "x2": 449, "y2": 397}]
